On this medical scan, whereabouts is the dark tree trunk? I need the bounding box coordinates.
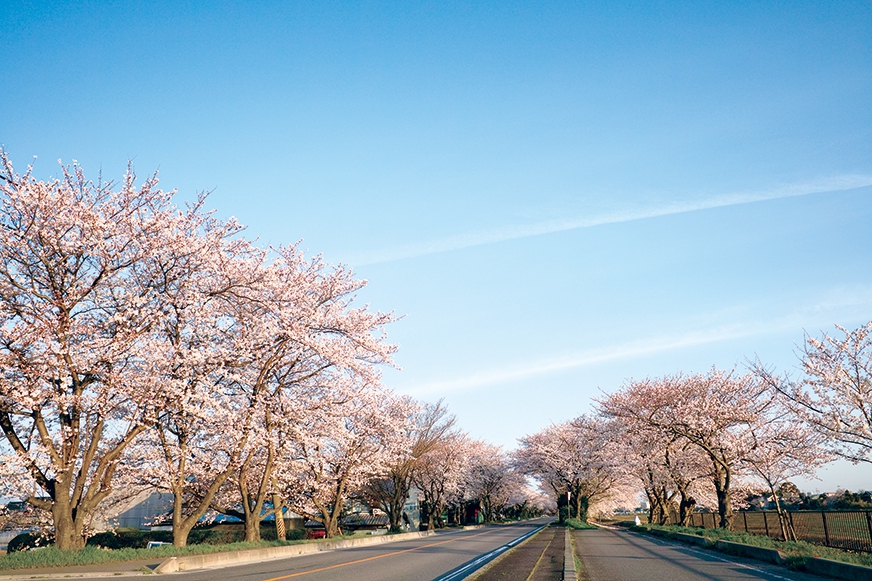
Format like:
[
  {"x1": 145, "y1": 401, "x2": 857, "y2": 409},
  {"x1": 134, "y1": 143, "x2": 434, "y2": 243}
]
[
  {"x1": 678, "y1": 494, "x2": 696, "y2": 526},
  {"x1": 713, "y1": 465, "x2": 733, "y2": 529}
]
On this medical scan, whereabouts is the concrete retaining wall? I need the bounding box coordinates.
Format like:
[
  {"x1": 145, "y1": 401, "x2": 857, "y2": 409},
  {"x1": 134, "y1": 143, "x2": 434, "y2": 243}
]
[
  {"x1": 636, "y1": 526, "x2": 872, "y2": 580},
  {"x1": 155, "y1": 530, "x2": 436, "y2": 573},
  {"x1": 804, "y1": 557, "x2": 872, "y2": 581},
  {"x1": 713, "y1": 540, "x2": 784, "y2": 565},
  {"x1": 673, "y1": 532, "x2": 713, "y2": 547}
]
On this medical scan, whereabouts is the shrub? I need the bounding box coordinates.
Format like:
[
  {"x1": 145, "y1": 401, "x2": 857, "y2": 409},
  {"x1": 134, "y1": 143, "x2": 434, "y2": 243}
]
[
  {"x1": 564, "y1": 518, "x2": 596, "y2": 530},
  {"x1": 87, "y1": 530, "x2": 173, "y2": 550},
  {"x1": 7, "y1": 532, "x2": 52, "y2": 553}
]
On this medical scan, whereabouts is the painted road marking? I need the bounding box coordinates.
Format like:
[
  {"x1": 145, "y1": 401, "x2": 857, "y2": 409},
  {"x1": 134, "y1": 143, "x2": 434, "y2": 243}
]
[
  {"x1": 434, "y1": 523, "x2": 551, "y2": 581},
  {"x1": 261, "y1": 529, "x2": 495, "y2": 581},
  {"x1": 641, "y1": 533, "x2": 797, "y2": 581}
]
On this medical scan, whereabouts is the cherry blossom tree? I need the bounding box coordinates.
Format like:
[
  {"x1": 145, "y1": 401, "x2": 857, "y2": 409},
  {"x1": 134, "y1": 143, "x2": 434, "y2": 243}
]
[
  {"x1": 740, "y1": 398, "x2": 830, "y2": 540},
  {"x1": 0, "y1": 152, "x2": 217, "y2": 549},
  {"x1": 128, "y1": 213, "x2": 262, "y2": 547},
  {"x1": 608, "y1": 419, "x2": 709, "y2": 526},
  {"x1": 279, "y1": 389, "x2": 413, "y2": 537},
  {"x1": 133, "y1": 239, "x2": 400, "y2": 546},
  {"x1": 208, "y1": 247, "x2": 398, "y2": 543},
  {"x1": 363, "y1": 398, "x2": 456, "y2": 532},
  {"x1": 600, "y1": 369, "x2": 772, "y2": 529},
  {"x1": 516, "y1": 416, "x2": 627, "y2": 522},
  {"x1": 413, "y1": 432, "x2": 472, "y2": 529},
  {"x1": 756, "y1": 322, "x2": 872, "y2": 465},
  {"x1": 462, "y1": 442, "x2": 525, "y2": 523}
]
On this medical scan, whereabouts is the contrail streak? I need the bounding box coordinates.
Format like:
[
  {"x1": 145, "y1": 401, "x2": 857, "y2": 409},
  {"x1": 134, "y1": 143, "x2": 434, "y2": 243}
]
[{"x1": 353, "y1": 175, "x2": 872, "y2": 265}]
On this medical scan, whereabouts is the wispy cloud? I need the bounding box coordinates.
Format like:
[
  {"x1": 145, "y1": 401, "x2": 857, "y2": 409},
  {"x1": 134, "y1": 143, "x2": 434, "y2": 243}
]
[
  {"x1": 399, "y1": 289, "x2": 872, "y2": 396},
  {"x1": 354, "y1": 175, "x2": 872, "y2": 265},
  {"x1": 400, "y1": 324, "x2": 760, "y2": 396}
]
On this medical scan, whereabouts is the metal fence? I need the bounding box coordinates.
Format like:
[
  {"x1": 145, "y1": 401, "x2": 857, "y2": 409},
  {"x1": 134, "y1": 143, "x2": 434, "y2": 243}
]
[{"x1": 673, "y1": 510, "x2": 872, "y2": 553}]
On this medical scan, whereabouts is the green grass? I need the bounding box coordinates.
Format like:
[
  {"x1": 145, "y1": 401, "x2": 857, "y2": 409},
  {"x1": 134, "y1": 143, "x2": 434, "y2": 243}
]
[
  {"x1": 569, "y1": 526, "x2": 585, "y2": 573},
  {"x1": 564, "y1": 518, "x2": 597, "y2": 530},
  {"x1": 0, "y1": 532, "x2": 374, "y2": 571},
  {"x1": 633, "y1": 523, "x2": 872, "y2": 569},
  {"x1": 606, "y1": 513, "x2": 648, "y2": 523}
]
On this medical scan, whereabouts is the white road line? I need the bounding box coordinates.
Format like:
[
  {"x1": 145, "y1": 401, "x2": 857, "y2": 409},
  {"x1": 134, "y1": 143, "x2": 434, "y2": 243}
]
[
  {"x1": 643, "y1": 534, "x2": 797, "y2": 581},
  {"x1": 434, "y1": 522, "x2": 550, "y2": 581}
]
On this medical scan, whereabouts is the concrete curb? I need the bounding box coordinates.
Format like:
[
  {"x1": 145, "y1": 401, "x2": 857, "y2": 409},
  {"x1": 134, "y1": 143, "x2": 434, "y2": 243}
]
[
  {"x1": 636, "y1": 527, "x2": 872, "y2": 580},
  {"x1": 637, "y1": 528, "x2": 785, "y2": 566},
  {"x1": 804, "y1": 557, "x2": 872, "y2": 581},
  {"x1": 154, "y1": 530, "x2": 436, "y2": 573},
  {"x1": 563, "y1": 528, "x2": 577, "y2": 581},
  {"x1": 713, "y1": 540, "x2": 784, "y2": 565},
  {"x1": 673, "y1": 532, "x2": 713, "y2": 547}
]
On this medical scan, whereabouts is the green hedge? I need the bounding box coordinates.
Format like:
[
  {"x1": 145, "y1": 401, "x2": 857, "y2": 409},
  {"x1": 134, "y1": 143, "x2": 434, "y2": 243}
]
[
  {"x1": 564, "y1": 518, "x2": 597, "y2": 530},
  {"x1": 0, "y1": 539, "x2": 300, "y2": 570},
  {"x1": 6, "y1": 527, "x2": 306, "y2": 554}
]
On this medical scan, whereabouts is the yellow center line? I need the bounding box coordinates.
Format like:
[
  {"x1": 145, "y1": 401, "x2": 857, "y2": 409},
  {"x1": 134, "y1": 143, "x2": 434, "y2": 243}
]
[
  {"x1": 262, "y1": 529, "x2": 496, "y2": 581},
  {"x1": 524, "y1": 527, "x2": 553, "y2": 581}
]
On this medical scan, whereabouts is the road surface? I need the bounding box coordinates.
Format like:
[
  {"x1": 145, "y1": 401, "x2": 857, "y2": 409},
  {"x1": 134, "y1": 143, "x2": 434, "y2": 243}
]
[
  {"x1": 572, "y1": 527, "x2": 825, "y2": 581},
  {"x1": 2, "y1": 519, "x2": 551, "y2": 581}
]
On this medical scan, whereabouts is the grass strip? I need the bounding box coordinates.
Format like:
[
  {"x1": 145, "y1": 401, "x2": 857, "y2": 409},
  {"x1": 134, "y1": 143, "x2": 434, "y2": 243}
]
[
  {"x1": 0, "y1": 533, "x2": 373, "y2": 571},
  {"x1": 632, "y1": 524, "x2": 872, "y2": 569},
  {"x1": 563, "y1": 518, "x2": 597, "y2": 530}
]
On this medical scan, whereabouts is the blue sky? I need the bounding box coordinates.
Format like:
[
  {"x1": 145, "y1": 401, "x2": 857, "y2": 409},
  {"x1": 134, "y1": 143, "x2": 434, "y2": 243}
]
[{"x1": 3, "y1": 1, "x2": 871, "y2": 491}]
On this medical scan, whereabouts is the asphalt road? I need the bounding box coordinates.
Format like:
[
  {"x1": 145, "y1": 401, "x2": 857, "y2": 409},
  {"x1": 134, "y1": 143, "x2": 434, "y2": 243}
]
[
  {"x1": 573, "y1": 527, "x2": 826, "y2": 581},
  {"x1": 6, "y1": 519, "x2": 551, "y2": 581},
  {"x1": 163, "y1": 520, "x2": 550, "y2": 581}
]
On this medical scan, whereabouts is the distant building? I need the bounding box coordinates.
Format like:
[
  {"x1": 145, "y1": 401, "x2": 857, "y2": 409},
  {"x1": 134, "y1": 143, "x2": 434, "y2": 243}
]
[{"x1": 93, "y1": 490, "x2": 174, "y2": 530}]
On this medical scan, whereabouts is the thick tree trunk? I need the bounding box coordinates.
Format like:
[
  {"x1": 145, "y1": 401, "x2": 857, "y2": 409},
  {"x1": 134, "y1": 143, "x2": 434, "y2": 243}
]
[
  {"x1": 51, "y1": 497, "x2": 86, "y2": 551},
  {"x1": 2, "y1": 411, "x2": 144, "y2": 551},
  {"x1": 574, "y1": 493, "x2": 589, "y2": 522},
  {"x1": 171, "y1": 490, "x2": 193, "y2": 548},
  {"x1": 646, "y1": 487, "x2": 671, "y2": 525},
  {"x1": 388, "y1": 472, "x2": 411, "y2": 532},
  {"x1": 427, "y1": 503, "x2": 441, "y2": 530},
  {"x1": 323, "y1": 512, "x2": 341, "y2": 538},
  {"x1": 243, "y1": 516, "x2": 261, "y2": 542},
  {"x1": 713, "y1": 466, "x2": 733, "y2": 529},
  {"x1": 170, "y1": 472, "x2": 234, "y2": 548},
  {"x1": 237, "y1": 442, "x2": 276, "y2": 542},
  {"x1": 678, "y1": 494, "x2": 696, "y2": 526},
  {"x1": 645, "y1": 488, "x2": 660, "y2": 525},
  {"x1": 164, "y1": 426, "x2": 242, "y2": 548}
]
